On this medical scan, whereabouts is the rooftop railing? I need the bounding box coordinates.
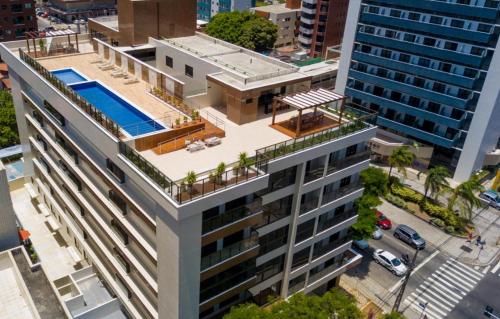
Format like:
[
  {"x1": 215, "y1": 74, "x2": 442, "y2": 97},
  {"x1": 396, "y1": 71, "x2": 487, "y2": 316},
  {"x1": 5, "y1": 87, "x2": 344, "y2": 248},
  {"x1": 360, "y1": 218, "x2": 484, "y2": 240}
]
[{"x1": 19, "y1": 49, "x2": 121, "y2": 138}]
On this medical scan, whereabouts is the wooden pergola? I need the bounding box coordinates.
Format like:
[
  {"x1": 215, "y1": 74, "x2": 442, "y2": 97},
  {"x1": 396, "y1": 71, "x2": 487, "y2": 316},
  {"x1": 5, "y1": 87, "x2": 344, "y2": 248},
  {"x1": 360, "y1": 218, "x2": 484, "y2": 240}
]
[
  {"x1": 271, "y1": 88, "x2": 346, "y2": 136},
  {"x1": 25, "y1": 29, "x2": 80, "y2": 58}
]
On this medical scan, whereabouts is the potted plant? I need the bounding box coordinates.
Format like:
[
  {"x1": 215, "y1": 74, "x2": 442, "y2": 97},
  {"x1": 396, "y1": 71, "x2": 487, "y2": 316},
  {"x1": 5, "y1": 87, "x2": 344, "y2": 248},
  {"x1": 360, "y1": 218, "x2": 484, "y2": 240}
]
[
  {"x1": 185, "y1": 170, "x2": 197, "y2": 194},
  {"x1": 215, "y1": 162, "x2": 226, "y2": 184},
  {"x1": 183, "y1": 116, "x2": 188, "y2": 125},
  {"x1": 175, "y1": 118, "x2": 181, "y2": 128},
  {"x1": 237, "y1": 152, "x2": 249, "y2": 175},
  {"x1": 191, "y1": 110, "x2": 197, "y2": 121}
]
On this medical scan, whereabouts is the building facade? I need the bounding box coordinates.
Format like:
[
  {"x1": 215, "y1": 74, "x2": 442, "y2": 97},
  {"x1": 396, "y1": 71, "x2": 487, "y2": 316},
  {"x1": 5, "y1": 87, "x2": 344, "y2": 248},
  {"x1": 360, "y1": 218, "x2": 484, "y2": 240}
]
[
  {"x1": 251, "y1": 0, "x2": 301, "y2": 48},
  {"x1": 0, "y1": 0, "x2": 37, "y2": 42},
  {"x1": 48, "y1": 0, "x2": 116, "y2": 23},
  {"x1": 197, "y1": 0, "x2": 256, "y2": 21},
  {"x1": 1, "y1": 26, "x2": 374, "y2": 319},
  {"x1": 0, "y1": 162, "x2": 19, "y2": 251},
  {"x1": 335, "y1": 0, "x2": 500, "y2": 181},
  {"x1": 298, "y1": 0, "x2": 349, "y2": 58}
]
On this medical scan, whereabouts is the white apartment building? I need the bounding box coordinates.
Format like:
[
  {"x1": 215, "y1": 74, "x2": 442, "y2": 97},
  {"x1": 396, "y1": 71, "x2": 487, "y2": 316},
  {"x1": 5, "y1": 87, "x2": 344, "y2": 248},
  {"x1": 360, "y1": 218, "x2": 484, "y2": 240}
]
[
  {"x1": 251, "y1": 2, "x2": 301, "y2": 48},
  {"x1": 0, "y1": 30, "x2": 375, "y2": 319}
]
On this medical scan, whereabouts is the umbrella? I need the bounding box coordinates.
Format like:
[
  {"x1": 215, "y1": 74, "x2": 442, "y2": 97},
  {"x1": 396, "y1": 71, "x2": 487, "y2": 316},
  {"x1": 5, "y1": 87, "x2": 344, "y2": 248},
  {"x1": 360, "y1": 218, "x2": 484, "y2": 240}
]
[{"x1": 19, "y1": 229, "x2": 31, "y2": 241}]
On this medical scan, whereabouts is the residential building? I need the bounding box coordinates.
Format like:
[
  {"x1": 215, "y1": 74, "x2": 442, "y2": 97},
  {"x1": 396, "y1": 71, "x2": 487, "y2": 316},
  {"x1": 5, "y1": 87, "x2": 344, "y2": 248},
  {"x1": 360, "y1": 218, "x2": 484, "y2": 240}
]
[
  {"x1": 197, "y1": 0, "x2": 256, "y2": 21},
  {"x1": 298, "y1": 0, "x2": 349, "y2": 58},
  {"x1": 48, "y1": 0, "x2": 116, "y2": 23},
  {"x1": 0, "y1": 162, "x2": 18, "y2": 251},
  {"x1": 0, "y1": 0, "x2": 37, "y2": 42},
  {"x1": 0, "y1": 63, "x2": 12, "y2": 90},
  {"x1": 336, "y1": 0, "x2": 500, "y2": 181},
  {"x1": 1, "y1": 13, "x2": 375, "y2": 317},
  {"x1": 251, "y1": 0, "x2": 301, "y2": 49}
]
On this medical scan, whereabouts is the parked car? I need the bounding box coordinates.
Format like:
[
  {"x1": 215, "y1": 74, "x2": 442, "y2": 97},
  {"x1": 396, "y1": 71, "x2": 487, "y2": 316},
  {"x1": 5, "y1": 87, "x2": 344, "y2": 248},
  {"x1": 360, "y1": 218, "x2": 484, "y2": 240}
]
[
  {"x1": 376, "y1": 211, "x2": 392, "y2": 229},
  {"x1": 353, "y1": 239, "x2": 369, "y2": 250},
  {"x1": 372, "y1": 226, "x2": 383, "y2": 240},
  {"x1": 373, "y1": 249, "x2": 407, "y2": 276},
  {"x1": 394, "y1": 225, "x2": 426, "y2": 249},
  {"x1": 479, "y1": 190, "x2": 500, "y2": 210}
]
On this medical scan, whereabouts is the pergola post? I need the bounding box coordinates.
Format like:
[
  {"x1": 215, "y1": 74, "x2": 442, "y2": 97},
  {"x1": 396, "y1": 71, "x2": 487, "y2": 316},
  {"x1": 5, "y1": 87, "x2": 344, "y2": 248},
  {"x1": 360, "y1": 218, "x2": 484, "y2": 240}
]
[
  {"x1": 296, "y1": 109, "x2": 302, "y2": 136},
  {"x1": 75, "y1": 34, "x2": 79, "y2": 52},
  {"x1": 32, "y1": 38, "x2": 37, "y2": 58},
  {"x1": 271, "y1": 99, "x2": 277, "y2": 125},
  {"x1": 26, "y1": 38, "x2": 30, "y2": 54},
  {"x1": 339, "y1": 97, "x2": 346, "y2": 125}
]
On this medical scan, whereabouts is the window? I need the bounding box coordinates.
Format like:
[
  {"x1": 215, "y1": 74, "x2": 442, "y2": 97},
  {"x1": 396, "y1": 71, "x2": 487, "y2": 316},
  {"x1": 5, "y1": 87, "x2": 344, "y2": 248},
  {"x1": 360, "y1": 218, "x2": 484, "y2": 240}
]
[
  {"x1": 111, "y1": 220, "x2": 129, "y2": 245},
  {"x1": 165, "y1": 55, "x2": 173, "y2": 67},
  {"x1": 450, "y1": 19, "x2": 464, "y2": 28},
  {"x1": 185, "y1": 64, "x2": 193, "y2": 77},
  {"x1": 106, "y1": 159, "x2": 125, "y2": 183},
  {"x1": 429, "y1": 16, "x2": 443, "y2": 24},
  {"x1": 380, "y1": 49, "x2": 392, "y2": 59},
  {"x1": 418, "y1": 58, "x2": 431, "y2": 68},
  {"x1": 109, "y1": 190, "x2": 127, "y2": 214},
  {"x1": 296, "y1": 219, "x2": 315, "y2": 243},
  {"x1": 423, "y1": 38, "x2": 436, "y2": 46},
  {"x1": 339, "y1": 176, "x2": 351, "y2": 188},
  {"x1": 440, "y1": 63, "x2": 452, "y2": 73},
  {"x1": 413, "y1": 77, "x2": 426, "y2": 88},
  {"x1": 463, "y1": 68, "x2": 477, "y2": 78},
  {"x1": 444, "y1": 41, "x2": 458, "y2": 51},
  {"x1": 432, "y1": 82, "x2": 446, "y2": 93},
  {"x1": 56, "y1": 134, "x2": 78, "y2": 164},
  {"x1": 385, "y1": 30, "x2": 397, "y2": 38},
  {"x1": 404, "y1": 34, "x2": 416, "y2": 42},
  {"x1": 345, "y1": 144, "x2": 357, "y2": 157},
  {"x1": 10, "y1": 4, "x2": 23, "y2": 12},
  {"x1": 477, "y1": 24, "x2": 491, "y2": 33},
  {"x1": 407, "y1": 12, "x2": 420, "y2": 21},
  {"x1": 114, "y1": 248, "x2": 131, "y2": 273},
  {"x1": 368, "y1": 6, "x2": 379, "y2": 14},
  {"x1": 44, "y1": 101, "x2": 65, "y2": 126},
  {"x1": 292, "y1": 247, "x2": 311, "y2": 270},
  {"x1": 470, "y1": 47, "x2": 485, "y2": 56},
  {"x1": 390, "y1": 9, "x2": 402, "y2": 18},
  {"x1": 399, "y1": 54, "x2": 410, "y2": 63},
  {"x1": 394, "y1": 72, "x2": 406, "y2": 82}
]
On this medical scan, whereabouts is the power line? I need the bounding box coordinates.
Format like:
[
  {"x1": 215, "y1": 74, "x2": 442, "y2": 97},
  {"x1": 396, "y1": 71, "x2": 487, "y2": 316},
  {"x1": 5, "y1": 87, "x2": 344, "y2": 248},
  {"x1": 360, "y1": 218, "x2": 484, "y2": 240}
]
[{"x1": 393, "y1": 248, "x2": 419, "y2": 313}]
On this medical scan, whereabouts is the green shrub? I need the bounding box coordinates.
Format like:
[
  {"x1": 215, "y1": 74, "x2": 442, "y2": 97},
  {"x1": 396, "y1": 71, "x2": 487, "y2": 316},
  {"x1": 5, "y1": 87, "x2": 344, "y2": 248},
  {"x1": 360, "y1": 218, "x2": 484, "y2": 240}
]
[
  {"x1": 385, "y1": 193, "x2": 407, "y2": 209},
  {"x1": 430, "y1": 217, "x2": 445, "y2": 228},
  {"x1": 421, "y1": 201, "x2": 460, "y2": 228},
  {"x1": 444, "y1": 226, "x2": 455, "y2": 234},
  {"x1": 391, "y1": 185, "x2": 424, "y2": 203}
]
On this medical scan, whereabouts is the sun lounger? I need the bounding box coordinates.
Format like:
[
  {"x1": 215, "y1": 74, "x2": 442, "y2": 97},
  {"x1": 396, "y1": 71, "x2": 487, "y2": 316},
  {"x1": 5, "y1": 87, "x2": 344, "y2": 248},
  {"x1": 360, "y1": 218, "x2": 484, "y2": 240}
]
[
  {"x1": 111, "y1": 67, "x2": 128, "y2": 78},
  {"x1": 97, "y1": 60, "x2": 111, "y2": 68},
  {"x1": 100, "y1": 64, "x2": 116, "y2": 71},
  {"x1": 187, "y1": 141, "x2": 205, "y2": 153},
  {"x1": 124, "y1": 76, "x2": 139, "y2": 84},
  {"x1": 91, "y1": 56, "x2": 105, "y2": 64},
  {"x1": 205, "y1": 136, "x2": 221, "y2": 146}
]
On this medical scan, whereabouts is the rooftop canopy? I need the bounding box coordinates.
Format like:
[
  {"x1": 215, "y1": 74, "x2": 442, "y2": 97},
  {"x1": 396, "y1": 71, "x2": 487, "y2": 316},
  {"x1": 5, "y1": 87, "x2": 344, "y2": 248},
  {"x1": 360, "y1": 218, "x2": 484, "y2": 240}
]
[{"x1": 277, "y1": 88, "x2": 344, "y2": 110}]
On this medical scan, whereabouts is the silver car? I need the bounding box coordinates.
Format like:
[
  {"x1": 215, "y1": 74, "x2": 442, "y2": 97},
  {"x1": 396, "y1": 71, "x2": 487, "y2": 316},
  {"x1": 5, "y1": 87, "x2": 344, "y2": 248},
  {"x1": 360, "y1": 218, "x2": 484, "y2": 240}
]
[
  {"x1": 372, "y1": 226, "x2": 383, "y2": 240},
  {"x1": 373, "y1": 249, "x2": 408, "y2": 276}
]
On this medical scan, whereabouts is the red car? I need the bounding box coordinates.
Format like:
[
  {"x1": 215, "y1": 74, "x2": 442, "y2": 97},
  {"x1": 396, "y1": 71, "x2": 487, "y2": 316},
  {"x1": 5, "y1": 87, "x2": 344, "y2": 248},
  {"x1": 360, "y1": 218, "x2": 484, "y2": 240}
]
[{"x1": 376, "y1": 211, "x2": 392, "y2": 230}]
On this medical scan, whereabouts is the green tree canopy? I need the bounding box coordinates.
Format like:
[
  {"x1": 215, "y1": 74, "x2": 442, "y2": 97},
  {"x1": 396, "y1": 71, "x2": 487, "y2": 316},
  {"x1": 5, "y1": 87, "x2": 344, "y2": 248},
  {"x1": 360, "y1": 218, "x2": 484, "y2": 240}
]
[
  {"x1": 388, "y1": 146, "x2": 415, "y2": 179},
  {"x1": 379, "y1": 311, "x2": 406, "y2": 319},
  {"x1": 223, "y1": 289, "x2": 363, "y2": 319},
  {"x1": 351, "y1": 194, "x2": 380, "y2": 240},
  {"x1": 0, "y1": 90, "x2": 19, "y2": 148},
  {"x1": 448, "y1": 176, "x2": 485, "y2": 222},
  {"x1": 360, "y1": 167, "x2": 389, "y2": 197},
  {"x1": 423, "y1": 165, "x2": 450, "y2": 201},
  {"x1": 205, "y1": 11, "x2": 278, "y2": 51}
]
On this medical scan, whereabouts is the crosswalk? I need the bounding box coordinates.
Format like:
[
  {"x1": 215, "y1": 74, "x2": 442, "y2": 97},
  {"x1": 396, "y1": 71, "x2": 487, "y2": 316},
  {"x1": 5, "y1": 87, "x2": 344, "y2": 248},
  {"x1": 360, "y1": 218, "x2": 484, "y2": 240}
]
[{"x1": 403, "y1": 258, "x2": 484, "y2": 319}]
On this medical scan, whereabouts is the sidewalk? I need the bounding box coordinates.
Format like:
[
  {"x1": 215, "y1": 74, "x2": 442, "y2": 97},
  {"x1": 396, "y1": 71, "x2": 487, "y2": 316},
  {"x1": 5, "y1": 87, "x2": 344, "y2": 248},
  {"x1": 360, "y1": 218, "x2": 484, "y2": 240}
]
[{"x1": 11, "y1": 187, "x2": 78, "y2": 281}]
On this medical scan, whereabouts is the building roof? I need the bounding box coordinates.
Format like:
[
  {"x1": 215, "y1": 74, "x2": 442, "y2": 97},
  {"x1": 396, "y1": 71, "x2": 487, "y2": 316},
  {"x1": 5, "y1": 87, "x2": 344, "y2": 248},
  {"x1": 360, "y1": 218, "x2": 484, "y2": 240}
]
[
  {"x1": 89, "y1": 15, "x2": 119, "y2": 31},
  {"x1": 298, "y1": 59, "x2": 339, "y2": 77},
  {"x1": 252, "y1": 3, "x2": 301, "y2": 14}
]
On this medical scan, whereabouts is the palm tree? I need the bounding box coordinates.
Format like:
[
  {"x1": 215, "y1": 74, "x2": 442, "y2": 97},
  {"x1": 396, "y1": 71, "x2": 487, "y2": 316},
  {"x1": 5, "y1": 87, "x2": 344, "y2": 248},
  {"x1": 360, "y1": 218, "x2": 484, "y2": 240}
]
[
  {"x1": 423, "y1": 166, "x2": 450, "y2": 202},
  {"x1": 448, "y1": 177, "x2": 485, "y2": 222},
  {"x1": 388, "y1": 146, "x2": 415, "y2": 179}
]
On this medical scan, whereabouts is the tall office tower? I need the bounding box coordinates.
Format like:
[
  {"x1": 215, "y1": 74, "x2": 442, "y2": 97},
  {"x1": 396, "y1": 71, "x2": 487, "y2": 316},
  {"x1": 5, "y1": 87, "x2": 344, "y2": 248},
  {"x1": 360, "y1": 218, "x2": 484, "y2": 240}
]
[
  {"x1": 0, "y1": 162, "x2": 19, "y2": 250},
  {"x1": 0, "y1": 0, "x2": 37, "y2": 42},
  {"x1": 336, "y1": 0, "x2": 500, "y2": 182},
  {"x1": 298, "y1": 0, "x2": 350, "y2": 58},
  {"x1": 197, "y1": 0, "x2": 256, "y2": 21},
  {"x1": 1, "y1": 3, "x2": 375, "y2": 315}
]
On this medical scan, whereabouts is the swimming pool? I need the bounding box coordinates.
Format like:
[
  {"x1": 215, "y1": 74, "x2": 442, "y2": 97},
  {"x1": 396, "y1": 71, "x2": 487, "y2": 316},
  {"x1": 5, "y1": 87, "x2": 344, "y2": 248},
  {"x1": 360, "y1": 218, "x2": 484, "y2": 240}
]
[
  {"x1": 52, "y1": 68, "x2": 87, "y2": 85},
  {"x1": 70, "y1": 81, "x2": 165, "y2": 136}
]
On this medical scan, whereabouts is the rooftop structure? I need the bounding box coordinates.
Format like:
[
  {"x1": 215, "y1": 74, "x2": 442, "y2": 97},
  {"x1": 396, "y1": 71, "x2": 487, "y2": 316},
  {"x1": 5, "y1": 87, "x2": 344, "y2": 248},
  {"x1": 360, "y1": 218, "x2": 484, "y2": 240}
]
[
  {"x1": 0, "y1": 0, "x2": 37, "y2": 42},
  {"x1": 197, "y1": 0, "x2": 256, "y2": 21},
  {"x1": 2, "y1": 12, "x2": 376, "y2": 317}
]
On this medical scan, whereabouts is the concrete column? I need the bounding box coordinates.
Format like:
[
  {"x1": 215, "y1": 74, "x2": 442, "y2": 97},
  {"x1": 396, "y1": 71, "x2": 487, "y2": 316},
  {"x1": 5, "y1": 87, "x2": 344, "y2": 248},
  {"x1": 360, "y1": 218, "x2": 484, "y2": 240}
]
[{"x1": 0, "y1": 162, "x2": 18, "y2": 250}]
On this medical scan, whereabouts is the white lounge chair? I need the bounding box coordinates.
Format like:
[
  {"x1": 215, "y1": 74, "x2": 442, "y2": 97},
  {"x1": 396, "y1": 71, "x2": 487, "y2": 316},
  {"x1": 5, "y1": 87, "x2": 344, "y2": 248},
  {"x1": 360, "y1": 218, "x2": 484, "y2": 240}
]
[
  {"x1": 124, "y1": 76, "x2": 139, "y2": 84},
  {"x1": 205, "y1": 136, "x2": 221, "y2": 146},
  {"x1": 111, "y1": 66, "x2": 128, "y2": 78},
  {"x1": 187, "y1": 141, "x2": 205, "y2": 153},
  {"x1": 91, "y1": 56, "x2": 105, "y2": 64},
  {"x1": 100, "y1": 64, "x2": 116, "y2": 71},
  {"x1": 97, "y1": 60, "x2": 111, "y2": 68}
]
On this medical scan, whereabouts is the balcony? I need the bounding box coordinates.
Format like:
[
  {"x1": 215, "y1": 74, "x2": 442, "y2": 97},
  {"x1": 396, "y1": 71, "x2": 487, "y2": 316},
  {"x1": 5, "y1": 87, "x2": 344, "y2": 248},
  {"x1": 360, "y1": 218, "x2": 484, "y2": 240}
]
[
  {"x1": 377, "y1": 117, "x2": 458, "y2": 149},
  {"x1": 327, "y1": 150, "x2": 371, "y2": 175},
  {"x1": 312, "y1": 235, "x2": 352, "y2": 260},
  {"x1": 321, "y1": 181, "x2": 364, "y2": 206},
  {"x1": 201, "y1": 232, "x2": 259, "y2": 271},
  {"x1": 308, "y1": 249, "x2": 362, "y2": 286},
  {"x1": 202, "y1": 199, "x2": 262, "y2": 235},
  {"x1": 317, "y1": 209, "x2": 357, "y2": 233},
  {"x1": 351, "y1": 51, "x2": 478, "y2": 89}
]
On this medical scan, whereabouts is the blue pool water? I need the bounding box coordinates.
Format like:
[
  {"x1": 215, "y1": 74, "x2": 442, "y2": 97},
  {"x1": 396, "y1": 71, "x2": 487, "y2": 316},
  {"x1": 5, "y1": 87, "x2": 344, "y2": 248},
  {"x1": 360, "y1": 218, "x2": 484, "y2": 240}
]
[
  {"x1": 70, "y1": 81, "x2": 165, "y2": 136},
  {"x1": 53, "y1": 68, "x2": 87, "y2": 85}
]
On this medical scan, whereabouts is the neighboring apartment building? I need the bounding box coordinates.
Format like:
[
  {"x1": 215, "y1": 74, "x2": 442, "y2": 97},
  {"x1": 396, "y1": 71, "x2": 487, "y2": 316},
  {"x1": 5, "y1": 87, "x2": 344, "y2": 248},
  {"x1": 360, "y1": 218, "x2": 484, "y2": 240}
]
[
  {"x1": 197, "y1": 0, "x2": 256, "y2": 21},
  {"x1": 0, "y1": 8, "x2": 375, "y2": 318},
  {"x1": 0, "y1": 0, "x2": 37, "y2": 42},
  {"x1": 48, "y1": 0, "x2": 116, "y2": 23},
  {"x1": 336, "y1": 0, "x2": 500, "y2": 182},
  {"x1": 251, "y1": 0, "x2": 301, "y2": 48},
  {"x1": 298, "y1": 0, "x2": 349, "y2": 58}
]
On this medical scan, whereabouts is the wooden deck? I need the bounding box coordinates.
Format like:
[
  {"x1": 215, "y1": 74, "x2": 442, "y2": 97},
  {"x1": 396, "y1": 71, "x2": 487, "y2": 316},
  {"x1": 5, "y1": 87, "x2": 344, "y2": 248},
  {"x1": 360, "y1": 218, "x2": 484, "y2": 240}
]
[
  {"x1": 152, "y1": 120, "x2": 225, "y2": 155},
  {"x1": 270, "y1": 115, "x2": 340, "y2": 138}
]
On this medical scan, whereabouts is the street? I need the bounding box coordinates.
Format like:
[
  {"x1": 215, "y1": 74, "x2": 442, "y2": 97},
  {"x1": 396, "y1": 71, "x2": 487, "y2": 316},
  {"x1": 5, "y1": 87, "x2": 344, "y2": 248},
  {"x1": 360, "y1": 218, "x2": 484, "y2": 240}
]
[{"x1": 343, "y1": 199, "x2": 500, "y2": 318}]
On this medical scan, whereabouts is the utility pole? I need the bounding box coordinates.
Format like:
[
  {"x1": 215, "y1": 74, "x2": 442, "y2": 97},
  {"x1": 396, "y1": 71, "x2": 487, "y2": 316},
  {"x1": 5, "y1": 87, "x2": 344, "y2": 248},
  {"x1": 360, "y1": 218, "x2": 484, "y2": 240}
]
[{"x1": 392, "y1": 248, "x2": 419, "y2": 313}]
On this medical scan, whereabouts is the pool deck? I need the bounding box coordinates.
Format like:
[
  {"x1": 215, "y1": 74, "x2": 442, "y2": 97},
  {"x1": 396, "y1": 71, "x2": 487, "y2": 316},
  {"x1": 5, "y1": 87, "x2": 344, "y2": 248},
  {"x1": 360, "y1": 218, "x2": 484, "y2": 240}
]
[{"x1": 38, "y1": 53, "x2": 183, "y2": 128}]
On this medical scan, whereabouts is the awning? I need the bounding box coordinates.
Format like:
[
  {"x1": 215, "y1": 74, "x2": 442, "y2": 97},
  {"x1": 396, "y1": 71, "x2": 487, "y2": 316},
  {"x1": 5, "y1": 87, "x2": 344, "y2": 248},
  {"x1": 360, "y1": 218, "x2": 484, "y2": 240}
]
[
  {"x1": 18, "y1": 229, "x2": 31, "y2": 241},
  {"x1": 46, "y1": 216, "x2": 60, "y2": 232},
  {"x1": 38, "y1": 203, "x2": 51, "y2": 217}
]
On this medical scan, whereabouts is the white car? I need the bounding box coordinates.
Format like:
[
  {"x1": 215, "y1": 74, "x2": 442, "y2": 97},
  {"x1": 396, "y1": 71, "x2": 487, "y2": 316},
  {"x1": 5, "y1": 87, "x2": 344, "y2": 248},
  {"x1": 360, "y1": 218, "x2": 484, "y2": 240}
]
[
  {"x1": 372, "y1": 226, "x2": 383, "y2": 240},
  {"x1": 372, "y1": 249, "x2": 407, "y2": 276}
]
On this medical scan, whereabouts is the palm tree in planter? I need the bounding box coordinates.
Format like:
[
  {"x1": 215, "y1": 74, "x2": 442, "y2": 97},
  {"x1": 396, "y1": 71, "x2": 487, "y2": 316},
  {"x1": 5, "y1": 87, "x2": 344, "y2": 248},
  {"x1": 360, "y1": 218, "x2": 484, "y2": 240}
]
[
  {"x1": 215, "y1": 162, "x2": 226, "y2": 185},
  {"x1": 388, "y1": 146, "x2": 415, "y2": 181},
  {"x1": 448, "y1": 177, "x2": 485, "y2": 222},
  {"x1": 423, "y1": 166, "x2": 450, "y2": 203},
  {"x1": 185, "y1": 170, "x2": 197, "y2": 194},
  {"x1": 237, "y1": 152, "x2": 250, "y2": 175}
]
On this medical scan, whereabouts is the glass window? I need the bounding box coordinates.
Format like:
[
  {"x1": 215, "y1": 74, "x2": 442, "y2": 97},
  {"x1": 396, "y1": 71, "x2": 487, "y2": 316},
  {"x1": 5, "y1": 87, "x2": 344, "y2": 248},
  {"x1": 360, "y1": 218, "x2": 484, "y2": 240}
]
[
  {"x1": 165, "y1": 55, "x2": 173, "y2": 67},
  {"x1": 407, "y1": 12, "x2": 420, "y2": 21},
  {"x1": 109, "y1": 190, "x2": 127, "y2": 214},
  {"x1": 292, "y1": 247, "x2": 311, "y2": 270},
  {"x1": 390, "y1": 9, "x2": 402, "y2": 18},
  {"x1": 399, "y1": 54, "x2": 411, "y2": 63},
  {"x1": 450, "y1": 19, "x2": 464, "y2": 28},
  {"x1": 404, "y1": 34, "x2": 416, "y2": 42},
  {"x1": 185, "y1": 64, "x2": 193, "y2": 77},
  {"x1": 429, "y1": 16, "x2": 443, "y2": 24},
  {"x1": 296, "y1": 219, "x2": 315, "y2": 243},
  {"x1": 106, "y1": 159, "x2": 125, "y2": 183},
  {"x1": 444, "y1": 41, "x2": 458, "y2": 51},
  {"x1": 477, "y1": 23, "x2": 491, "y2": 33}
]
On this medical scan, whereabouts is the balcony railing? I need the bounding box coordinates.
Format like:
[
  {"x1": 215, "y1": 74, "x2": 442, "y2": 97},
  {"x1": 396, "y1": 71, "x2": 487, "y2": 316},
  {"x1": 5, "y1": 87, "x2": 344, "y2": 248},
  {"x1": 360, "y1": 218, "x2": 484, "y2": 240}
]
[
  {"x1": 201, "y1": 232, "x2": 259, "y2": 271},
  {"x1": 308, "y1": 254, "x2": 355, "y2": 284},
  {"x1": 327, "y1": 150, "x2": 371, "y2": 174},
  {"x1": 312, "y1": 235, "x2": 352, "y2": 260},
  {"x1": 321, "y1": 181, "x2": 364, "y2": 205},
  {"x1": 255, "y1": 107, "x2": 376, "y2": 169},
  {"x1": 19, "y1": 49, "x2": 121, "y2": 137},
  {"x1": 317, "y1": 209, "x2": 356, "y2": 233},
  {"x1": 202, "y1": 199, "x2": 262, "y2": 234},
  {"x1": 304, "y1": 165, "x2": 325, "y2": 183}
]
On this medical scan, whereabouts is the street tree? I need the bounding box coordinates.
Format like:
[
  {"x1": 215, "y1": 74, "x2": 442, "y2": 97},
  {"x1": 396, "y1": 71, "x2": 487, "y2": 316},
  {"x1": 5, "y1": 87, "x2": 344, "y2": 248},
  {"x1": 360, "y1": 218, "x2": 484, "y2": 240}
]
[
  {"x1": 205, "y1": 11, "x2": 277, "y2": 51},
  {"x1": 388, "y1": 146, "x2": 415, "y2": 180},
  {"x1": 360, "y1": 166, "x2": 389, "y2": 197},
  {"x1": 423, "y1": 165, "x2": 450, "y2": 202},
  {"x1": 379, "y1": 311, "x2": 406, "y2": 319},
  {"x1": 0, "y1": 90, "x2": 19, "y2": 148},
  {"x1": 351, "y1": 194, "x2": 380, "y2": 240},
  {"x1": 448, "y1": 176, "x2": 485, "y2": 222}
]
